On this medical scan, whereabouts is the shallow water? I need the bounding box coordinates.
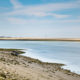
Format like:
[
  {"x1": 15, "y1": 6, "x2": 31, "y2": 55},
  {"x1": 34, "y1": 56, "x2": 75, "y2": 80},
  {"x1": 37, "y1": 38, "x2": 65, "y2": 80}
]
[{"x1": 0, "y1": 41, "x2": 80, "y2": 74}]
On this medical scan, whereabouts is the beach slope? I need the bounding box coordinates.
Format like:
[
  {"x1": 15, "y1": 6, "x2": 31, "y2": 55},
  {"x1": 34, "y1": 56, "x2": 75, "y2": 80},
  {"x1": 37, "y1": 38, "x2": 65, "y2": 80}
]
[{"x1": 0, "y1": 49, "x2": 80, "y2": 80}]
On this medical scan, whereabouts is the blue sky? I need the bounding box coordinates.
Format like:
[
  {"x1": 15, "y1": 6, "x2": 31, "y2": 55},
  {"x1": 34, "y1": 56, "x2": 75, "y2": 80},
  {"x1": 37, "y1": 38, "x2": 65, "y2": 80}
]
[{"x1": 0, "y1": 0, "x2": 80, "y2": 38}]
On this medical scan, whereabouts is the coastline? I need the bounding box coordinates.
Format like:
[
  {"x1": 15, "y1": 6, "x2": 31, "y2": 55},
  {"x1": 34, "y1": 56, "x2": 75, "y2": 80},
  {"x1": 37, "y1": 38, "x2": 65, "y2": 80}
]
[
  {"x1": 0, "y1": 37, "x2": 80, "y2": 41},
  {"x1": 0, "y1": 49, "x2": 80, "y2": 80},
  {"x1": 22, "y1": 49, "x2": 80, "y2": 74}
]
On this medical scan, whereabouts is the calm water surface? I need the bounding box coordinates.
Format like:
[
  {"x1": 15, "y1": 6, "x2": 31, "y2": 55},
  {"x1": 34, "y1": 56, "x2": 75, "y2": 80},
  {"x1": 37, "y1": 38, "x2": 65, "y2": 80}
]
[{"x1": 0, "y1": 41, "x2": 80, "y2": 74}]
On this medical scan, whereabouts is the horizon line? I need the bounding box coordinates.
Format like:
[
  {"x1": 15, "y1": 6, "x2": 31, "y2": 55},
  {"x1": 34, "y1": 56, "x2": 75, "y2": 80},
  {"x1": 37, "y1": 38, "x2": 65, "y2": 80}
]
[{"x1": 0, "y1": 37, "x2": 80, "y2": 41}]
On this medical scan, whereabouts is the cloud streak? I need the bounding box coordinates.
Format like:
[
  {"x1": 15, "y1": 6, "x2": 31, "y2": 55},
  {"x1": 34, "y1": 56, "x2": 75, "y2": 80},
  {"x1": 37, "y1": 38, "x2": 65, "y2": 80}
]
[
  {"x1": 7, "y1": 17, "x2": 80, "y2": 24},
  {"x1": 10, "y1": 0, "x2": 23, "y2": 9},
  {"x1": 8, "y1": 0, "x2": 80, "y2": 18},
  {"x1": 3, "y1": 0, "x2": 80, "y2": 25}
]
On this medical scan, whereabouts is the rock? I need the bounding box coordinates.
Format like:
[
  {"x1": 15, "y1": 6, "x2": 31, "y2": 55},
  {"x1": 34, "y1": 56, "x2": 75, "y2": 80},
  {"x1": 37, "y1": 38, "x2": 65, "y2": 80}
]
[{"x1": 11, "y1": 51, "x2": 19, "y2": 56}]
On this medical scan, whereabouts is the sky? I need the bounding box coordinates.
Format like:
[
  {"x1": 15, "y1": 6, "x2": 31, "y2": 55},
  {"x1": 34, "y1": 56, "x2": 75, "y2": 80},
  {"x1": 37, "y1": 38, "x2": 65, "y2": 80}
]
[{"x1": 0, "y1": 0, "x2": 80, "y2": 38}]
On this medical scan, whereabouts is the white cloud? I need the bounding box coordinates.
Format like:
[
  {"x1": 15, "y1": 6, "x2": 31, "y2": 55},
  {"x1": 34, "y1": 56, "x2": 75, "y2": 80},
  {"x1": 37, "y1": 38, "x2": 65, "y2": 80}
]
[
  {"x1": 3, "y1": 0, "x2": 79, "y2": 24},
  {"x1": 7, "y1": 17, "x2": 80, "y2": 24},
  {"x1": 59, "y1": 20, "x2": 80, "y2": 23},
  {"x1": 48, "y1": 13, "x2": 70, "y2": 18},
  {"x1": 7, "y1": 17, "x2": 44, "y2": 24},
  {"x1": 7, "y1": 17, "x2": 27, "y2": 24},
  {"x1": 8, "y1": 0, "x2": 80, "y2": 18},
  {"x1": 10, "y1": 0, "x2": 23, "y2": 9}
]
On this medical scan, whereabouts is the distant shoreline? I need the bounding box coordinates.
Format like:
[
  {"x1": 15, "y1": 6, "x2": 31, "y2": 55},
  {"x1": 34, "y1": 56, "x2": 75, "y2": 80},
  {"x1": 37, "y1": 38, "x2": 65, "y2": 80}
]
[{"x1": 0, "y1": 38, "x2": 80, "y2": 41}]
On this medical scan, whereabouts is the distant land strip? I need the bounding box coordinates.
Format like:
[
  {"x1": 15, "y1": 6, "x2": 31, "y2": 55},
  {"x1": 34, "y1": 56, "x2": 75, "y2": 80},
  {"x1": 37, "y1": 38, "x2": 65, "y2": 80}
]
[{"x1": 0, "y1": 37, "x2": 80, "y2": 41}]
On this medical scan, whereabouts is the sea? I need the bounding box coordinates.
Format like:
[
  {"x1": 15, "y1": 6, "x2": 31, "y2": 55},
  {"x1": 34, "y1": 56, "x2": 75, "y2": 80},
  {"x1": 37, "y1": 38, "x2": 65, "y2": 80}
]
[{"x1": 0, "y1": 41, "x2": 80, "y2": 74}]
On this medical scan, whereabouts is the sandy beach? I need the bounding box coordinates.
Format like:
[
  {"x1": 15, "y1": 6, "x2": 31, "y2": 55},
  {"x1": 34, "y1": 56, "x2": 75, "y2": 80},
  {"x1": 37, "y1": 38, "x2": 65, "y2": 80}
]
[
  {"x1": 0, "y1": 37, "x2": 80, "y2": 41},
  {"x1": 0, "y1": 49, "x2": 80, "y2": 80}
]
